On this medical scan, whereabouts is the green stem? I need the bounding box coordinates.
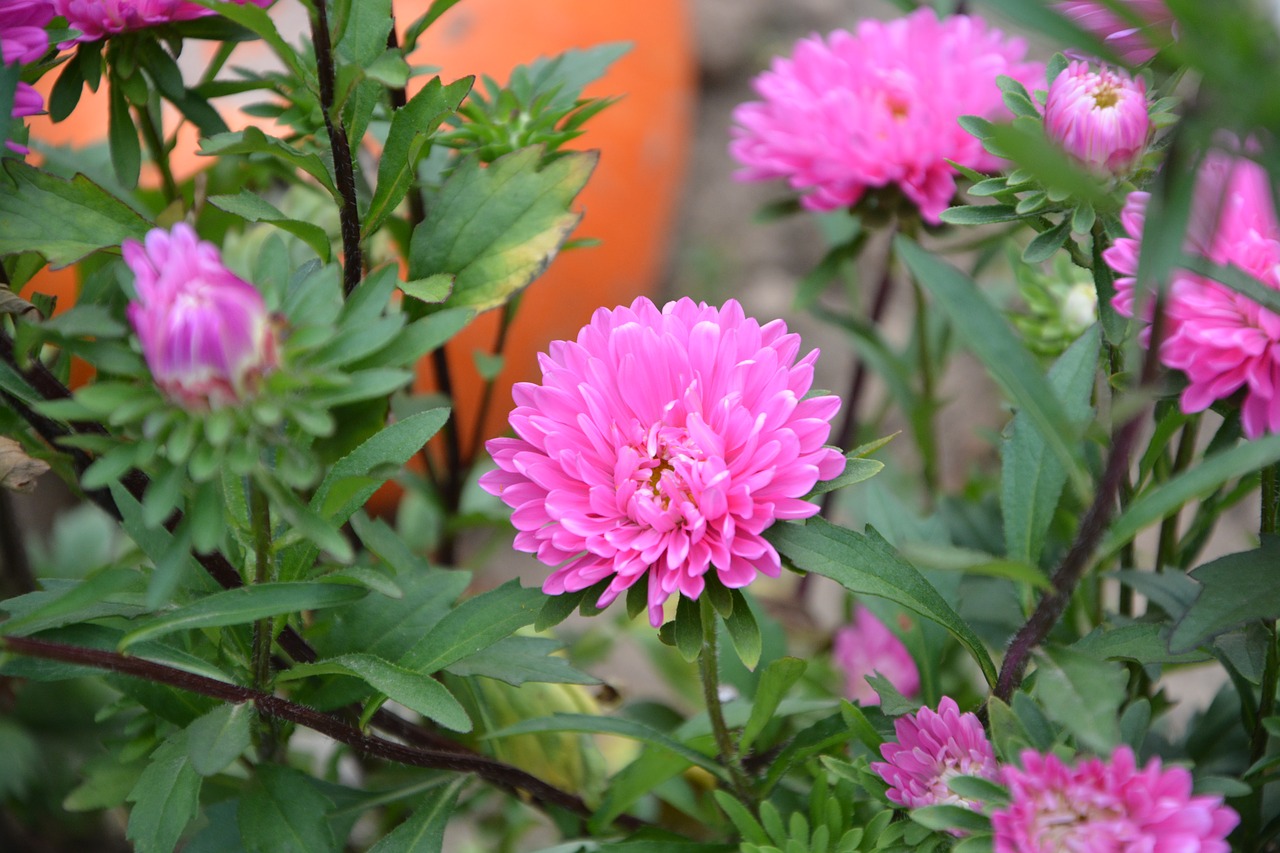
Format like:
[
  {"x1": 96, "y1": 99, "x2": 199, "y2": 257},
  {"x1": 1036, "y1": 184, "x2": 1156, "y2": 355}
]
[
  {"x1": 1154, "y1": 416, "x2": 1201, "y2": 575},
  {"x1": 911, "y1": 280, "x2": 940, "y2": 499},
  {"x1": 135, "y1": 103, "x2": 178, "y2": 205},
  {"x1": 697, "y1": 597, "x2": 753, "y2": 807}
]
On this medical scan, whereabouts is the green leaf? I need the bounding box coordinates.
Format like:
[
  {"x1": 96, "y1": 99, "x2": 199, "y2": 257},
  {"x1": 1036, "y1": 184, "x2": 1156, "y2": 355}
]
[
  {"x1": 278, "y1": 653, "x2": 471, "y2": 731},
  {"x1": 365, "y1": 76, "x2": 473, "y2": 235},
  {"x1": 311, "y1": 407, "x2": 450, "y2": 525},
  {"x1": 768, "y1": 518, "x2": 998, "y2": 687},
  {"x1": 947, "y1": 775, "x2": 1009, "y2": 805},
  {"x1": 324, "y1": 569, "x2": 471, "y2": 662},
  {"x1": 200, "y1": 127, "x2": 337, "y2": 197},
  {"x1": 939, "y1": 204, "x2": 1027, "y2": 226},
  {"x1": 517, "y1": 42, "x2": 631, "y2": 112},
  {"x1": 398, "y1": 580, "x2": 544, "y2": 674},
  {"x1": 1002, "y1": 325, "x2": 1099, "y2": 566},
  {"x1": 909, "y1": 804, "x2": 992, "y2": 834},
  {"x1": 804, "y1": 457, "x2": 884, "y2": 499},
  {"x1": 399, "y1": 273, "x2": 454, "y2": 305},
  {"x1": 209, "y1": 190, "x2": 332, "y2": 262},
  {"x1": 1169, "y1": 538, "x2": 1280, "y2": 653},
  {"x1": 367, "y1": 779, "x2": 464, "y2": 853},
  {"x1": 674, "y1": 594, "x2": 703, "y2": 663},
  {"x1": 1101, "y1": 434, "x2": 1280, "y2": 557},
  {"x1": 447, "y1": 635, "x2": 600, "y2": 687},
  {"x1": 188, "y1": 0, "x2": 307, "y2": 77},
  {"x1": 483, "y1": 713, "x2": 726, "y2": 779},
  {"x1": 724, "y1": 589, "x2": 762, "y2": 671},
  {"x1": 126, "y1": 735, "x2": 202, "y2": 853},
  {"x1": 740, "y1": 657, "x2": 806, "y2": 751},
  {"x1": 118, "y1": 582, "x2": 368, "y2": 649},
  {"x1": 108, "y1": 78, "x2": 141, "y2": 187},
  {"x1": 238, "y1": 765, "x2": 337, "y2": 853},
  {"x1": 409, "y1": 146, "x2": 597, "y2": 314},
  {"x1": 186, "y1": 703, "x2": 253, "y2": 776},
  {"x1": 1033, "y1": 645, "x2": 1125, "y2": 753},
  {"x1": 897, "y1": 236, "x2": 1086, "y2": 494},
  {"x1": 1022, "y1": 217, "x2": 1072, "y2": 264},
  {"x1": 1073, "y1": 623, "x2": 1211, "y2": 665},
  {"x1": 334, "y1": 0, "x2": 392, "y2": 66},
  {"x1": 0, "y1": 160, "x2": 150, "y2": 267}
]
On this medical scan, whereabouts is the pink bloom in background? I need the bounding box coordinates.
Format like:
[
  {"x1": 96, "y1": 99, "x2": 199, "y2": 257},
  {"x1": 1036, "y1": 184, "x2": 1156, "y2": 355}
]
[
  {"x1": 0, "y1": 0, "x2": 52, "y2": 154},
  {"x1": 124, "y1": 224, "x2": 278, "y2": 409},
  {"x1": 993, "y1": 747, "x2": 1238, "y2": 852},
  {"x1": 481, "y1": 297, "x2": 845, "y2": 627},
  {"x1": 1055, "y1": 1, "x2": 1175, "y2": 65},
  {"x1": 1044, "y1": 61, "x2": 1151, "y2": 176},
  {"x1": 834, "y1": 605, "x2": 920, "y2": 706},
  {"x1": 55, "y1": 0, "x2": 273, "y2": 45},
  {"x1": 872, "y1": 697, "x2": 998, "y2": 810},
  {"x1": 729, "y1": 8, "x2": 1043, "y2": 224},
  {"x1": 1105, "y1": 152, "x2": 1280, "y2": 437}
]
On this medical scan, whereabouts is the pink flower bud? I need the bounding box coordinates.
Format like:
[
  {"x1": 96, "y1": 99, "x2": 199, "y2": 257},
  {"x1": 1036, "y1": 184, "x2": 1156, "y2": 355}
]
[
  {"x1": 124, "y1": 224, "x2": 278, "y2": 409},
  {"x1": 1044, "y1": 61, "x2": 1151, "y2": 176}
]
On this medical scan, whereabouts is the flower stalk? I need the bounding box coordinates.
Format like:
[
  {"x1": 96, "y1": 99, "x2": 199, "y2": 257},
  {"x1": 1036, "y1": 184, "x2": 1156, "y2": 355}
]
[
  {"x1": 698, "y1": 596, "x2": 753, "y2": 807},
  {"x1": 247, "y1": 479, "x2": 278, "y2": 755}
]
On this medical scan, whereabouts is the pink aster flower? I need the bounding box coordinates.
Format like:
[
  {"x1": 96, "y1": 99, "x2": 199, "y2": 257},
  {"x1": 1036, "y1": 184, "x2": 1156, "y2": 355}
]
[
  {"x1": 1, "y1": 0, "x2": 52, "y2": 154},
  {"x1": 871, "y1": 697, "x2": 998, "y2": 810},
  {"x1": 834, "y1": 605, "x2": 920, "y2": 706},
  {"x1": 1044, "y1": 61, "x2": 1151, "y2": 176},
  {"x1": 54, "y1": 0, "x2": 273, "y2": 45},
  {"x1": 1055, "y1": 1, "x2": 1175, "y2": 65},
  {"x1": 480, "y1": 297, "x2": 845, "y2": 627},
  {"x1": 729, "y1": 8, "x2": 1043, "y2": 224},
  {"x1": 1105, "y1": 151, "x2": 1280, "y2": 437},
  {"x1": 993, "y1": 747, "x2": 1238, "y2": 852},
  {"x1": 124, "y1": 224, "x2": 278, "y2": 409}
]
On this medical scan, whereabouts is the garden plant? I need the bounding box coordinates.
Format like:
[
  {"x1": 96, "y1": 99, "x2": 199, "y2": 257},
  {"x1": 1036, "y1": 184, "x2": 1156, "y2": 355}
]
[{"x1": 3, "y1": 0, "x2": 1280, "y2": 851}]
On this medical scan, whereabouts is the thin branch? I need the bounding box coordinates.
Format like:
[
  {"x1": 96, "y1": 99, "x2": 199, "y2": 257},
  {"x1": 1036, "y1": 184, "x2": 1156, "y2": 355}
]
[
  {"x1": 310, "y1": 0, "x2": 364, "y2": 295},
  {"x1": 993, "y1": 301, "x2": 1166, "y2": 703},
  {"x1": 1, "y1": 635, "x2": 648, "y2": 832}
]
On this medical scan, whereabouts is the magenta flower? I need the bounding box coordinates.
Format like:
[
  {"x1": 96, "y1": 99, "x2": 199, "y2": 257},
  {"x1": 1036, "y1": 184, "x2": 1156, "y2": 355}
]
[
  {"x1": 1044, "y1": 61, "x2": 1151, "y2": 177},
  {"x1": 1105, "y1": 152, "x2": 1280, "y2": 437},
  {"x1": 480, "y1": 297, "x2": 845, "y2": 627},
  {"x1": 124, "y1": 224, "x2": 278, "y2": 409},
  {"x1": 54, "y1": 0, "x2": 273, "y2": 45},
  {"x1": 993, "y1": 747, "x2": 1238, "y2": 852},
  {"x1": 1055, "y1": 1, "x2": 1175, "y2": 65},
  {"x1": 834, "y1": 605, "x2": 920, "y2": 706},
  {"x1": 729, "y1": 8, "x2": 1043, "y2": 224},
  {"x1": 871, "y1": 697, "x2": 998, "y2": 810},
  {"x1": 1, "y1": 0, "x2": 52, "y2": 154}
]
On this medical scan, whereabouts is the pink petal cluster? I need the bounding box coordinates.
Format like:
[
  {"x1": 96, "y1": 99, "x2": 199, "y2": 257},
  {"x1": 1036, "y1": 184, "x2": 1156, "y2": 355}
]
[
  {"x1": 54, "y1": 0, "x2": 273, "y2": 45},
  {"x1": 1055, "y1": 1, "x2": 1174, "y2": 65},
  {"x1": 729, "y1": 8, "x2": 1043, "y2": 224},
  {"x1": 871, "y1": 697, "x2": 999, "y2": 810},
  {"x1": 481, "y1": 297, "x2": 845, "y2": 627},
  {"x1": 1105, "y1": 152, "x2": 1280, "y2": 437},
  {"x1": 833, "y1": 605, "x2": 920, "y2": 706},
  {"x1": 1044, "y1": 61, "x2": 1151, "y2": 176},
  {"x1": 993, "y1": 747, "x2": 1238, "y2": 852},
  {"x1": 0, "y1": 0, "x2": 53, "y2": 154},
  {"x1": 124, "y1": 224, "x2": 278, "y2": 409}
]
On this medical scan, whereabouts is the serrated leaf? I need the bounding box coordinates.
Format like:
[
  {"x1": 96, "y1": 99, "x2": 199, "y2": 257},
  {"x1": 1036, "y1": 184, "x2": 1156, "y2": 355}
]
[
  {"x1": 186, "y1": 703, "x2": 253, "y2": 776},
  {"x1": 365, "y1": 76, "x2": 472, "y2": 235},
  {"x1": 897, "y1": 237, "x2": 1086, "y2": 495},
  {"x1": 126, "y1": 735, "x2": 202, "y2": 853},
  {"x1": 1002, "y1": 325, "x2": 1099, "y2": 566},
  {"x1": 118, "y1": 582, "x2": 368, "y2": 649},
  {"x1": 0, "y1": 160, "x2": 150, "y2": 267},
  {"x1": 1168, "y1": 538, "x2": 1280, "y2": 653},
  {"x1": 409, "y1": 146, "x2": 596, "y2": 313},
  {"x1": 238, "y1": 765, "x2": 337, "y2": 853},
  {"x1": 768, "y1": 518, "x2": 997, "y2": 687}
]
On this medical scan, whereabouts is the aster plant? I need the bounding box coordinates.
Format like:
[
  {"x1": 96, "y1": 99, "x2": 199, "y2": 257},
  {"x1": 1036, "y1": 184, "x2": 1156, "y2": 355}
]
[{"x1": 4, "y1": 0, "x2": 1280, "y2": 851}]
